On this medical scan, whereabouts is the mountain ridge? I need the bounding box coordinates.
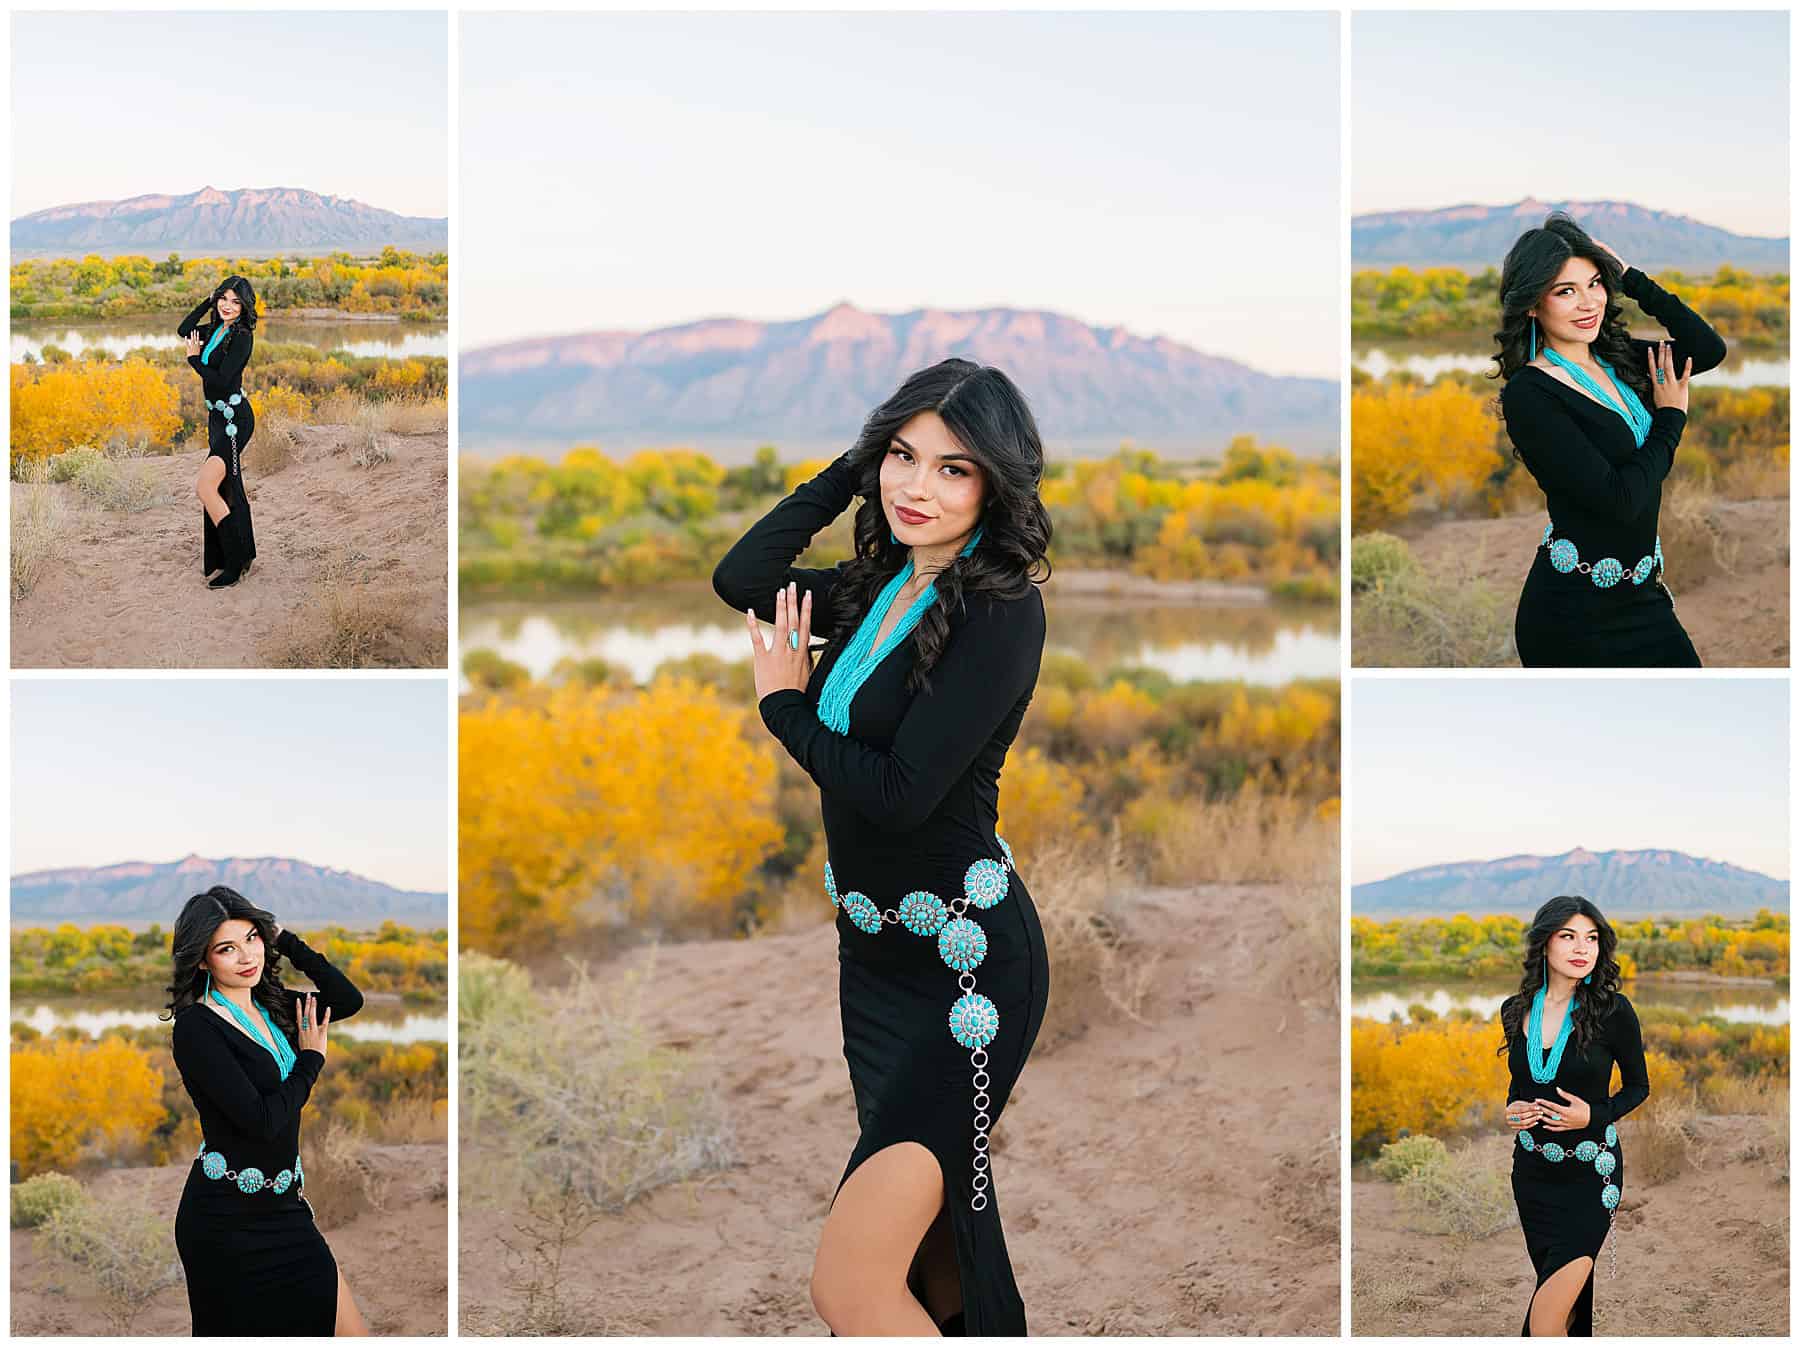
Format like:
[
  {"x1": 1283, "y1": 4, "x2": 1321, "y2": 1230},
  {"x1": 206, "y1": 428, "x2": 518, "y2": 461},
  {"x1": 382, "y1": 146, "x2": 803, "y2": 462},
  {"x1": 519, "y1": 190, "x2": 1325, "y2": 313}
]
[
  {"x1": 459, "y1": 300, "x2": 1340, "y2": 460},
  {"x1": 1353, "y1": 846, "x2": 1788, "y2": 918},
  {"x1": 1352, "y1": 197, "x2": 1788, "y2": 271},
  {"x1": 10, "y1": 853, "x2": 447, "y2": 926},
  {"x1": 12, "y1": 185, "x2": 448, "y2": 255}
]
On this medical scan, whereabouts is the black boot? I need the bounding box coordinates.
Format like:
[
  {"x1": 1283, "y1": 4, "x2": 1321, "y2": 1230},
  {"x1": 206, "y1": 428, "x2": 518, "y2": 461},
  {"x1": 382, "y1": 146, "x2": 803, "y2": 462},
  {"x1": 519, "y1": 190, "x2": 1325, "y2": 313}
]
[{"x1": 208, "y1": 513, "x2": 242, "y2": 588}]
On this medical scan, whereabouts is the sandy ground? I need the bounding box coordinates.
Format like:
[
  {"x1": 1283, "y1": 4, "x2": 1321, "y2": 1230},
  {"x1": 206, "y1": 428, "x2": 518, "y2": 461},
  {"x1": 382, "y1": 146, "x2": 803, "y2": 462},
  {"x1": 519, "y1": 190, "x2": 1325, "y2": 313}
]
[
  {"x1": 12, "y1": 425, "x2": 448, "y2": 668},
  {"x1": 458, "y1": 883, "x2": 1341, "y2": 1336},
  {"x1": 1350, "y1": 1116, "x2": 1789, "y2": 1336},
  {"x1": 10, "y1": 1141, "x2": 448, "y2": 1336},
  {"x1": 1355, "y1": 497, "x2": 1789, "y2": 667}
]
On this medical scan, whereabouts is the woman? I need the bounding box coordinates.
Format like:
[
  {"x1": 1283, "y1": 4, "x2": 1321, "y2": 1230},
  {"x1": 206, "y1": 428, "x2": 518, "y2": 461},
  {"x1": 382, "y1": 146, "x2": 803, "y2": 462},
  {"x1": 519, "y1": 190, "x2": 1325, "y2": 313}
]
[
  {"x1": 712, "y1": 358, "x2": 1052, "y2": 1335},
  {"x1": 164, "y1": 887, "x2": 370, "y2": 1335},
  {"x1": 1493, "y1": 212, "x2": 1727, "y2": 666},
  {"x1": 176, "y1": 276, "x2": 259, "y2": 588},
  {"x1": 1499, "y1": 895, "x2": 1648, "y2": 1336}
]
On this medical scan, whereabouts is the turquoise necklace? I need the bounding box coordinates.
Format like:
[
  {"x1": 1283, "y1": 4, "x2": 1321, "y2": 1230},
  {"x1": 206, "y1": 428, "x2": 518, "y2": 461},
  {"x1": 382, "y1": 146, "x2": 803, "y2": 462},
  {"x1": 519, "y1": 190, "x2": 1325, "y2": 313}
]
[
  {"x1": 814, "y1": 527, "x2": 982, "y2": 734},
  {"x1": 1525, "y1": 983, "x2": 1577, "y2": 1084},
  {"x1": 200, "y1": 322, "x2": 232, "y2": 366},
  {"x1": 206, "y1": 975, "x2": 296, "y2": 1080},
  {"x1": 1540, "y1": 346, "x2": 1653, "y2": 447}
]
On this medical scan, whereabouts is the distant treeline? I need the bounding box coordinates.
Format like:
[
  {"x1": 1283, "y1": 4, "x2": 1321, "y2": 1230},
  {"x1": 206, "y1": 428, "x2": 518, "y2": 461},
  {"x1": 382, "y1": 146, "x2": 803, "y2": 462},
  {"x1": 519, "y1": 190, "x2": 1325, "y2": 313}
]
[
  {"x1": 11, "y1": 248, "x2": 448, "y2": 321},
  {"x1": 1352, "y1": 264, "x2": 1788, "y2": 350},
  {"x1": 1352, "y1": 911, "x2": 1790, "y2": 981},
  {"x1": 11, "y1": 922, "x2": 448, "y2": 1001},
  {"x1": 460, "y1": 440, "x2": 1339, "y2": 599}
]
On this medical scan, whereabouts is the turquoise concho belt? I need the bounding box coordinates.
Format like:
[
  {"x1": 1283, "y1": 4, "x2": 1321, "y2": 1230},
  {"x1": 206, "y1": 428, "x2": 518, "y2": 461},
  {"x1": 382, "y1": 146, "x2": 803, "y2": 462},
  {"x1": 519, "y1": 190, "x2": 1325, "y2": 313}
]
[
  {"x1": 196, "y1": 1141, "x2": 303, "y2": 1196},
  {"x1": 1540, "y1": 524, "x2": 1662, "y2": 589},
  {"x1": 205, "y1": 392, "x2": 246, "y2": 440},
  {"x1": 1518, "y1": 1121, "x2": 1621, "y2": 1211},
  {"x1": 825, "y1": 837, "x2": 1015, "y2": 1210}
]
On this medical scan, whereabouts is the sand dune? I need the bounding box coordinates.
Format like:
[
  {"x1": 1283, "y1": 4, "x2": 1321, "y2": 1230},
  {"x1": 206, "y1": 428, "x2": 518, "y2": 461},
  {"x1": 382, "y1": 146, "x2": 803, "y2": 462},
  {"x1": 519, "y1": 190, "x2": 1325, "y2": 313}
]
[
  {"x1": 11, "y1": 425, "x2": 448, "y2": 669},
  {"x1": 1351, "y1": 1115, "x2": 1788, "y2": 1335},
  {"x1": 458, "y1": 883, "x2": 1340, "y2": 1336},
  {"x1": 9, "y1": 1141, "x2": 448, "y2": 1336}
]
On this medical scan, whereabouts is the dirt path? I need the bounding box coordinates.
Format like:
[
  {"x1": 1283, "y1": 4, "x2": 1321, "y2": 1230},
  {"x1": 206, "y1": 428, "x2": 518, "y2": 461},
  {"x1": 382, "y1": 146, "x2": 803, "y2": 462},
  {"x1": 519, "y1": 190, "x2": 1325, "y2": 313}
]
[
  {"x1": 1351, "y1": 1117, "x2": 1788, "y2": 1335},
  {"x1": 9, "y1": 1142, "x2": 448, "y2": 1336},
  {"x1": 1356, "y1": 498, "x2": 1788, "y2": 667},
  {"x1": 11, "y1": 426, "x2": 448, "y2": 668},
  {"x1": 458, "y1": 884, "x2": 1341, "y2": 1336}
]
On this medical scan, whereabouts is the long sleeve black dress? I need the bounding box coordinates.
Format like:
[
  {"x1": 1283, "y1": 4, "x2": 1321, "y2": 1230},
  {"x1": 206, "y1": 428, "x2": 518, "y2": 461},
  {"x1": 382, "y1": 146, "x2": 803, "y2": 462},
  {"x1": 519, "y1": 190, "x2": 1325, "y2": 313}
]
[
  {"x1": 1505, "y1": 994, "x2": 1649, "y2": 1336},
  {"x1": 171, "y1": 929, "x2": 364, "y2": 1335},
  {"x1": 713, "y1": 452, "x2": 1051, "y2": 1335},
  {"x1": 176, "y1": 295, "x2": 258, "y2": 575},
  {"x1": 1501, "y1": 267, "x2": 1727, "y2": 666}
]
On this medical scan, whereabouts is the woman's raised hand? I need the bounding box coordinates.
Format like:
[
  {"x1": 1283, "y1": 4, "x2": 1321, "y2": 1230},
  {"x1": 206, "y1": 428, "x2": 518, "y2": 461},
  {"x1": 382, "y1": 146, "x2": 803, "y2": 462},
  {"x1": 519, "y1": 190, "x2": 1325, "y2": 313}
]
[
  {"x1": 744, "y1": 581, "x2": 814, "y2": 701},
  {"x1": 1593, "y1": 238, "x2": 1630, "y2": 273},
  {"x1": 186, "y1": 330, "x2": 203, "y2": 357},
  {"x1": 295, "y1": 991, "x2": 331, "y2": 1059},
  {"x1": 1648, "y1": 340, "x2": 1692, "y2": 412}
]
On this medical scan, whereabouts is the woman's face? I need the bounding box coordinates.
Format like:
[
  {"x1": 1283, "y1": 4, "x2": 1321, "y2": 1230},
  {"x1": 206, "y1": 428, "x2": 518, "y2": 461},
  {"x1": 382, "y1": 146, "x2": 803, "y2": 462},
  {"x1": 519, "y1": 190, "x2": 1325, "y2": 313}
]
[
  {"x1": 204, "y1": 918, "x2": 264, "y2": 990},
  {"x1": 215, "y1": 288, "x2": 243, "y2": 323},
  {"x1": 878, "y1": 410, "x2": 987, "y2": 553},
  {"x1": 1544, "y1": 912, "x2": 1601, "y2": 984},
  {"x1": 1529, "y1": 257, "x2": 1606, "y2": 349}
]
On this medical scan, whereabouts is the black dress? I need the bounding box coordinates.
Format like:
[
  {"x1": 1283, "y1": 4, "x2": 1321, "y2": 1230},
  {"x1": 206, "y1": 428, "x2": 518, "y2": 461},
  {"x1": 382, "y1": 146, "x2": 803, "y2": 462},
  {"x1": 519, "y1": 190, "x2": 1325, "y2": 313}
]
[
  {"x1": 176, "y1": 295, "x2": 258, "y2": 575},
  {"x1": 1505, "y1": 994, "x2": 1648, "y2": 1336},
  {"x1": 1500, "y1": 267, "x2": 1727, "y2": 666},
  {"x1": 713, "y1": 452, "x2": 1051, "y2": 1335},
  {"x1": 171, "y1": 929, "x2": 364, "y2": 1336}
]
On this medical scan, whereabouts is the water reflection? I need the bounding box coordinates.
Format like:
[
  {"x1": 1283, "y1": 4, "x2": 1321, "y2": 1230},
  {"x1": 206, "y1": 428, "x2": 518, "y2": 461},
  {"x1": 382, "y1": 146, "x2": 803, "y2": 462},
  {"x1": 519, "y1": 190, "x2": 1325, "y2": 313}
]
[
  {"x1": 13, "y1": 1001, "x2": 447, "y2": 1043},
  {"x1": 1352, "y1": 980, "x2": 1789, "y2": 1026},
  {"x1": 460, "y1": 581, "x2": 1341, "y2": 689},
  {"x1": 13, "y1": 318, "x2": 448, "y2": 362},
  {"x1": 1354, "y1": 344, "x2": 1787, "y2": 391}
]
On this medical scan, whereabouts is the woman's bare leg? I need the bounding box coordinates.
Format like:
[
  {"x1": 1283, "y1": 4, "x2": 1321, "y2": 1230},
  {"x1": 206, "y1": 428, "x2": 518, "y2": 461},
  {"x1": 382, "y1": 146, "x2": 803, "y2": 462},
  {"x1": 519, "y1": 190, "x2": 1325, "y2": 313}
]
[
  {"x1": 334, "y1": 1263, "x2": 370, "y2": 1336},
  {"x1": 811, "y1": 1141, "x2": 944, "y2": 1336},
  {"x1": 195, "y1": 455, "x2": 228, "y2": 525},
  {"x1": 1526, "y1": 1256, "x2": 1594, "y2": 1336}
]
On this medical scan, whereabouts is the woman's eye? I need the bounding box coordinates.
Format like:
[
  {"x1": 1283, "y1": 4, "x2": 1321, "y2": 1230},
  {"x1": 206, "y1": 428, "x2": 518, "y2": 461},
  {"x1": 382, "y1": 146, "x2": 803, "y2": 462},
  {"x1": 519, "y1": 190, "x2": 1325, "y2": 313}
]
[{"x1": 941, "y1": 465, "x2": 964, "y2": 477}]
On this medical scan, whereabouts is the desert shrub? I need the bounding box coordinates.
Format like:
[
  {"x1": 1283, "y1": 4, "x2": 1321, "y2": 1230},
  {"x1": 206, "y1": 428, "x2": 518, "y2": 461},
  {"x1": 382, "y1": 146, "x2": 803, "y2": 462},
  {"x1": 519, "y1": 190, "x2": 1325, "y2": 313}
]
[
  {"x1": 1351, "y1": 533, "x2": 1514, "y2": 667},
  {"x1": 70, "y1": 448, "x2": 165, "y2": 512},
  {"x1": 38, "y1": 1190, "x2": 183, "y2": 1332},
  {"x1": 1372, "y1": 1133, "x2": 1449, "y2": 1183},
  {"x1": 11, "y1": 1171, "x2": 84, "y2": 1228},
  {"x1": 11, "y1": 462, "x2": 72, "y2": 599},
  {"x1": 1396, "y1": 1140, "x2": 1514, "y2": 1238}
]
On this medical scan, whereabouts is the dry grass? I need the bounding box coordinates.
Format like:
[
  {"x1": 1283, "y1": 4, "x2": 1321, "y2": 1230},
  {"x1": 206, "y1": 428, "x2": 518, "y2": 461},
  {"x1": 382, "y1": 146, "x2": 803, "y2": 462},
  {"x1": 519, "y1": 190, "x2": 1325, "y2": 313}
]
[
  {"x1": 243, "y1": 406, "x2": 300, "y2": 476},
  {"x1": 1627, "y1": 1081, "x2": 1706, "y2": 1185},
  {"x1": 365, "y1": 1094, "x2": 448, "y2": 1146},
  {"x1": 1150, "y1": 790, "x2": 1339, "y2": 887},
  {"x1": 367, "y1": 397, "x2": 449, "y2": 434},
  {"x1": 1660, "y1": 480, "x2": 1741, "y2": 587},
  {"x1": 1028, "y1": 830, "x2": 1153, "y2": 1049},
  {"x1": 257, "y1": 552, "x2": 442, "y2": 668},
  {"x1": 348, "y1": 405, "x2": 397, "y2": 467},
  {"x1": 1714, "y1": 444, "x2": 1791, "y2": 500},
  {"x1": 10, "y1": 461, "x2": 73, "y2": 599},
  {"x1": 299, "y1": 1114, "x2": 394, "y2": 1232},
  {"x1": 1395, "y1": 1137, "x2": 1514, "y2": 1239},
  {"x1": 1271, "y1": 1128, "x2": 1341, "y2": 1243},
  {"x1": 1351, "y1": 531, "x2": 1515, "y2": 667},
  {"x1": 37, "y1": 1187, "x2": 183, "y2": 1332},
  {"x1": 70, "y1": 449, "x2": 167, "y2": 513}
]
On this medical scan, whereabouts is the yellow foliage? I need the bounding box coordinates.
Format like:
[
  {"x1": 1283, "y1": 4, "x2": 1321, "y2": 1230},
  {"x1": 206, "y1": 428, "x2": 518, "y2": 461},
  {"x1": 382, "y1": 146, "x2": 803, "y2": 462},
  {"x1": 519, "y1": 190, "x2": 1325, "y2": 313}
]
[
  {"x1": 997, "y1": 747, "x2": 1095, "y2": 856},
  {"x1": 11, "y1": 359, "x2": 183, "y2": 465},
  {"x1": 1351, "y1": 380, "x2": 1501, "y2": 529},
  {"x1": 255, "y1": 383, "x2": 312, "y2": 421},
  {"x1": 1351, "y1": 1018, "x2": 1510, "y2": 1147},
  {"x1": 459, "y1": 678, "x2": 785, "y2": 952},
  {"x1": 11, "y1": 1038, "x2": 166, "y2": 1177}
]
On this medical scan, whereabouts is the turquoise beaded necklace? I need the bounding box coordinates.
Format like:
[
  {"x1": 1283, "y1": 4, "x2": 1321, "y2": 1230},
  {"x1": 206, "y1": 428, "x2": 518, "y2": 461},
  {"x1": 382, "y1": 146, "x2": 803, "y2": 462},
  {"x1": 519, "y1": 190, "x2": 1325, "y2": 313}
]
[
  {"x1": 200, "y1": 322, "x2": 231, "y2": 366},
  {"x1": 1539, "y1": 347, "x2": 1653, "y2": 447},
  {"x1": 815, "y1": 527, "x2": 983, "y2": 734},
  {"x1": 206, "y1": 974, "x2": 296, "y2": 1080},
  {"x1": 1524, "y1": 983, "x2": 1577, "y2": 1084}
]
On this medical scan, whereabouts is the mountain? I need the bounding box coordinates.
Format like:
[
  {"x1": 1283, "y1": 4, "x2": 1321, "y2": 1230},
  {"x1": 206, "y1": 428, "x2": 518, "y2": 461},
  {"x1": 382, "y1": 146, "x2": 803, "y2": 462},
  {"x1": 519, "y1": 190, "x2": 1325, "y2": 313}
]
[
  {"x1": 459, "y1": 302, "x2": 1340, "y2": 460},
  {"x1": 11, "y1": 186, "x2": 448, "y2": 256},
  {"x1": 1352, "y1": 199, "x2": 1789, "y2": 272},
  {"x1": 1353, "y1": 847, "x2": 1789, "y2": 918},
  {"x1": 10, "y1": 855, "x2": 447, "y2": 928}
]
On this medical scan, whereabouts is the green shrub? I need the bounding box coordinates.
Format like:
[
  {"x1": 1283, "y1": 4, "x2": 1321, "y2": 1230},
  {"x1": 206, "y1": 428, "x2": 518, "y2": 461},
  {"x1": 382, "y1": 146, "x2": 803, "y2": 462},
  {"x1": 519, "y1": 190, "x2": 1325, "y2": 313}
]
[
  {"x1": 1396, "y1": 1142, "x2": 1513, "y2": 1238},
  {"x1": 1350, "y1": 531, "x2": 1417, "y2": 593},
  {"x1": 1372, "y1": 1133, "x2": 1449, "y2": 1183},
  {"x1": 11, "y1": 1171, "x2": 84, "y2": 1228},
  {"x1": 39, "y1": 1191, "x2": 183, "y2": 1331}
]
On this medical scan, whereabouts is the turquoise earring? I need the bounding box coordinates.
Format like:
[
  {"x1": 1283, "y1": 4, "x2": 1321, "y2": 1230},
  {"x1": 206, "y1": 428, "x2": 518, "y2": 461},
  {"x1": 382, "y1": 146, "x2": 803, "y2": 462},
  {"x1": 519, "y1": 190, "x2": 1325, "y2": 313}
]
[
  {"x1": 1583, "y1": 972, "x2": 1592, "y2": 984},
  {"x1": 1528, "y1": 317, "x2": 1537, "y2": 360}
]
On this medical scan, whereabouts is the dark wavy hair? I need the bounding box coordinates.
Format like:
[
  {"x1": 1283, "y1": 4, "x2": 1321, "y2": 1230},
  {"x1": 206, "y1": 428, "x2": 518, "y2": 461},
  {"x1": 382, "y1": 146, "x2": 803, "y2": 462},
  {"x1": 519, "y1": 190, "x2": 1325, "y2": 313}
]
[
  {"x1": 1496, "y1": 895, "x2": 1621, "y2": 1059},
  {"x1": 829, "y1": 358, "x2": 1052, "y2": 691},
  {"x1": 1491, "y1": 212, "x2": 1648, "y2": 411},
  {"x1": 161, "y1": 886, "x2": 297, "y2": 1044},
  {"x1": 211, "y1": 274, "x2": 259, "y2": 332}
]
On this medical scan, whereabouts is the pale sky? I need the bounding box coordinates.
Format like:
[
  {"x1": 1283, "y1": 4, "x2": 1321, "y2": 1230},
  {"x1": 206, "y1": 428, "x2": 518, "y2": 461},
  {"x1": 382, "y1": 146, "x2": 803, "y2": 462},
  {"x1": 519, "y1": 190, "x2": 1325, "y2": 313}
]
[
  {"x1": 1353, "y1": 11, "x2": 1789, "y2": 237},
  {"x1": 11, "y1": 11, "x2": 448, "y2": 219},
  {"x1": 461, "y1": 11, "x2": 1341, "y2": 378},
  {"x1": 1351, "y1": 679, "x2": 1790, "y2": 884},
  {"x1": 12, "y1": 680, "x2": 449, "y2": 892}
]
